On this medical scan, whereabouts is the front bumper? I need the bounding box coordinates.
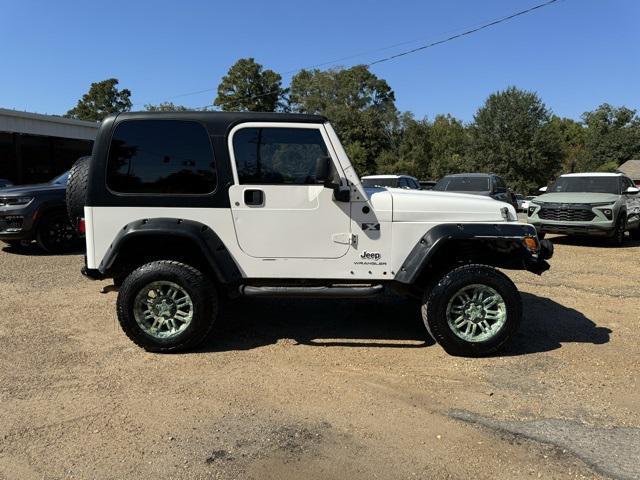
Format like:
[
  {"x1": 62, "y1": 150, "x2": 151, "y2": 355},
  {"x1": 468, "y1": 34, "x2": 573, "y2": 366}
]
[
  {"x1": 0, "y1": 205, "x2": 38, "y2": 240},
  {"x1": 527, "y1": 202, "x2": 616, "y2": 237},
  {"x1": 529, "y1": 220, "x2": 614, "y2": 237},
  {"x1": 523, "y1": 239, "x2": 553, "y2": 274}
]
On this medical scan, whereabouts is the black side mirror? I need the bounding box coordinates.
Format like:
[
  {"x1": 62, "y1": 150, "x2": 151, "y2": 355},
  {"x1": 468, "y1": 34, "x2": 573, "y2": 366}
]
[
  {"x1": 318, "y1": 156, "x2": 350, "y2": 202},
  {"x1": 315, "y1": 156, "x2": 330, "y2": 183}
]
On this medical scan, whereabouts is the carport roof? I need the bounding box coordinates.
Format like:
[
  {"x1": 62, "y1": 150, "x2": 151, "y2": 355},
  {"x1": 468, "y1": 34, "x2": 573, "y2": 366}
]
[
  {"x1": 0, "y1": 108, "x2": 98, "y2": 141},
  {"x1": 617, "y1": 160, "x2": 640, "y2": 180}
]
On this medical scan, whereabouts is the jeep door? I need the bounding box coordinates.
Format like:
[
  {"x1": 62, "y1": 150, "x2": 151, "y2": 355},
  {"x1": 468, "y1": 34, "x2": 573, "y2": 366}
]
[{"x1": 227, "y1": 123, "x2": 351, "y2": 259}]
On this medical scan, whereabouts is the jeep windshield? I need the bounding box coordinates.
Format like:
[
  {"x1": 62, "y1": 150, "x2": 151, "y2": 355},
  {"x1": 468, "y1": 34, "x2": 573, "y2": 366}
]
[
  {"x1": 548, "y1": 176, "x2": 620, "y2": 195},
  {"x1": 433, "y1": 176, "x2": 490, "y2": 192},
  {"x1": 362, "y1": 178, "x2": 399, "y2": 188}
]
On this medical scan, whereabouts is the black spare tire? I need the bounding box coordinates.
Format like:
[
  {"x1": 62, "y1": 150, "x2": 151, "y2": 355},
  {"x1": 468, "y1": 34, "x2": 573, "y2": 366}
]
[{"x1": 66, "y1": 156, "x2": 91, "y2": 227}]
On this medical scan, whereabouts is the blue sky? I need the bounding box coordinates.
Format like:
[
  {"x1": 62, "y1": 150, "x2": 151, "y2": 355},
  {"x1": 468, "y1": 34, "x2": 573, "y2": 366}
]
[{"x1": 1, "y1": 0, "x2": 638, "y2": 122}]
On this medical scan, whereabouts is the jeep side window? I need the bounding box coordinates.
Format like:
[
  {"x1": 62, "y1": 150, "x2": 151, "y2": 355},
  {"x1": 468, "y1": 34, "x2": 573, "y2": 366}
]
[
  {"x1": 233, "y1": 128, "x2": 329, "y2": 185},
  {"x1": 106, "y1": 120, "x2": 217, "y2": 195}
]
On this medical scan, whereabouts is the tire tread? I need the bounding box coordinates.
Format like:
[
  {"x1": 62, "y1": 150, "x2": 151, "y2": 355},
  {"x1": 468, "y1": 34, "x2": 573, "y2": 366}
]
[
  {"x1": 117, "y1": 260, "x2": 217, "y2": 353},
  {"x1": 421, "y1": 264, "x2": 522, "y2": 357}
]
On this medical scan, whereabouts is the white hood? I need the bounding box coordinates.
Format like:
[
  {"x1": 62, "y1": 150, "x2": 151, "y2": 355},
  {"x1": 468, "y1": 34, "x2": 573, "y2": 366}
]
[{"x1": 366, "y1": 188, "x2": 516, "y2": 223}]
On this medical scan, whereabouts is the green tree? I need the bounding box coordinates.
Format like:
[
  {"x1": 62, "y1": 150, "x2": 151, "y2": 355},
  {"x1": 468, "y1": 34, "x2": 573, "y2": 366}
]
[
  {"x1": 429, "y1": 114, "x2": 470, "y2": 179},
  {"x1": 214, "y1": 58, "x2": 287, "y2": 112},
  {"x1": 144, "y1": 102, "x2": 191, "y2": 112},
  {"x1": 548, "y1": 116, "x2": 588, "y2": 173},
  {"x1": 470, "y1": 87, "x2": 562, "y2": 193},
  {"x1": 581, "y1": 104, "x2": 640, "y2": 171},
  {"x1": 289, "y1": 65, "x2": 397, "y2": 175},
  {"x1": 65, "y1": 78, "x2": 132, "y2": 121},
  {"x1": 376, "y1": 113, "x2": 431, "y2": 178}
]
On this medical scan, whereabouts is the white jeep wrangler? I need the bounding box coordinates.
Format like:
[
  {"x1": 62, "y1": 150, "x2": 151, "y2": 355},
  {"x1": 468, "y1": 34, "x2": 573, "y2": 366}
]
[{"x1": 69, "y1": 112, "x2": 553, "y2": 357}]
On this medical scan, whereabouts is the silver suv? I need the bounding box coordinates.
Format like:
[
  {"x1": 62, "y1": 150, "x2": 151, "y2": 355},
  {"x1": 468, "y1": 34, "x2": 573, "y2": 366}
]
[{"x1": 528, "y1": 173, "x2": 640, "y2": 245}]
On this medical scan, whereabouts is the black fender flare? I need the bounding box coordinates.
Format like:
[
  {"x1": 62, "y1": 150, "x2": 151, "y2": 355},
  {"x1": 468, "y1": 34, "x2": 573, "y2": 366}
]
[
  {"x1": 395, "y1": 222, "x2": 551, "y2": 284},
  {"x1": 98, "y1": 218, "x2": 242, "y2": 284}
]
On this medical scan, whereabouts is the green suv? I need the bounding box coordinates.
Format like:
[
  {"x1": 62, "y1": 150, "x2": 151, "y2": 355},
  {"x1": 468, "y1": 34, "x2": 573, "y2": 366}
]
[{"x1": 528, "y1": 173, "x2": 640, "y2": 245}]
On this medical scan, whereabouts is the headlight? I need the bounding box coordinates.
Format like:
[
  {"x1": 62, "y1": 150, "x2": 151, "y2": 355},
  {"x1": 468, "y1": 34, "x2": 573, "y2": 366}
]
[
  {"x1": 0, "y1": 197, "x2": 34, "y2": 207},
  {"x1": 528, "y1": 204, "x2": 538, "y2": 216}
]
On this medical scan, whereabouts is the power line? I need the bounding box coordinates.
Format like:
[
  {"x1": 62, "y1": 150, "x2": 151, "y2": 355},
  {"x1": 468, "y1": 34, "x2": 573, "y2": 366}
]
[
  {"x1": 143, "y1": 0, "x2": 562, "y2": 111},
  {"x1": 368, "y1": 0, "x2": 560, "y2": 67}
]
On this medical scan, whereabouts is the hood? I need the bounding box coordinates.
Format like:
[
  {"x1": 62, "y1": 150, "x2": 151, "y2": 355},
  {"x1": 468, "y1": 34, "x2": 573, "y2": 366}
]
[
  {"x1": 533, "y1": 192, "x2": 619, "y2": 204},
  {"x1": 366, "y1": 187, "x2": 516, "y2": 223},
  {"x1": 0, "y1": 183, "x2": 65, "y2": 196}
]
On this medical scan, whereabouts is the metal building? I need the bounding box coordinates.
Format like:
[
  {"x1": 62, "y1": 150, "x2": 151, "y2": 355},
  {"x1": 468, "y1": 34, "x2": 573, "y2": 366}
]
[{"x1": 0, "y1": 108, "x2": 98, "y2": 185}]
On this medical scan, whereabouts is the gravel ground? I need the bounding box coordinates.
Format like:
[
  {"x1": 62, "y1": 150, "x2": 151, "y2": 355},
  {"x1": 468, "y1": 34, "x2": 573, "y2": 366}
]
[{"x1": 1, "y1": 234, "x2": 639, "y2": 480}]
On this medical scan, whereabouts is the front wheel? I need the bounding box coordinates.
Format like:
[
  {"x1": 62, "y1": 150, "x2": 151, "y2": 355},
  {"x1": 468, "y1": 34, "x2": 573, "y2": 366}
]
[
  {"x1": 608, "y1": 216, "x2": 626, "y2": 246},
  {"x1": 116, "y1": 260, "x2": 218, "y2": 352},
  {"x1": 421, "y1": 264, "x2": 522, "y2": 357},
  {"x1": 36, "y1": 211, "x2": 80, "y2": 253}
]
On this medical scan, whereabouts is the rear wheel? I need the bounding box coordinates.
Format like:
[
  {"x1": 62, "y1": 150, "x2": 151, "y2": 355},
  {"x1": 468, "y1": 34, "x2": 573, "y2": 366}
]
[
  {"x1": 36, "y1": 211, "x2": 80, "y2": 253},
  {"x1": 421, "y1": 264, "x2": 522, "y2": 357},
  {"x1": 117, "y1": 260, "x2": 218, "y2": 352}
]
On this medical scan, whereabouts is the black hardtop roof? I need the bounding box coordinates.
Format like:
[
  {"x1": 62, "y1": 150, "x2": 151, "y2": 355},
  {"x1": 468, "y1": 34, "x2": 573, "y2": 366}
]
[{"x1": 111, "y1": 111, "x2": 328, "y2": 126}]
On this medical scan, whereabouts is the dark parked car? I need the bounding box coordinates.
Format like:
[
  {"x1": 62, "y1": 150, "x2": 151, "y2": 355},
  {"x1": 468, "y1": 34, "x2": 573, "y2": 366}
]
[
  {"x1": 419, "y1": 180, "x2": 437, "y2": 190},
  {"x1": 0, "y1": 171, "x2": 80, "y2": 253},
  {"x1": 0, "y1": 179, "x2": 12, "y2": 189},
  {"x1": 433, "y1": 173, "x2": 518, "y2": 209}
]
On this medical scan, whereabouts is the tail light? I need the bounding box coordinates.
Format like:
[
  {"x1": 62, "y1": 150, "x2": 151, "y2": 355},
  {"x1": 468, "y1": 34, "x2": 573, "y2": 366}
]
[{"x1": 78, "y1": 218, "x2": 86, "y2": 234}]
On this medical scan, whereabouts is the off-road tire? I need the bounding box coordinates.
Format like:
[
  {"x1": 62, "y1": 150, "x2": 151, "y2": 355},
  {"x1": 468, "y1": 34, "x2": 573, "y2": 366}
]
[
  {"x1": 66, "y1": 156, "x2": 91, "y2": 228},
  {"x1": 421, "y1": 264, "x2": 522, "y2": 357},
  {"x1": 36, "y1": 211, "x2": 80, "y2": 253},
  {"x1": 117, "y1": 260, "x2": 218, "y2": 353},
  {"x1": 609, "y1": 215, "x2": 626, "y2": 246}
]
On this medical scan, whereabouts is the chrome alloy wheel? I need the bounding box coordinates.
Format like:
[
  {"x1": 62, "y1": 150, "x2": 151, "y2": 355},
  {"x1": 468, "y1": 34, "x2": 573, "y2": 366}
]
[
  {"x1": 133, "y1": 281, "x2": 194, "y2": 339},
  {"x1": 446, "y1": 284, "x2": 507, "y2": 343}
]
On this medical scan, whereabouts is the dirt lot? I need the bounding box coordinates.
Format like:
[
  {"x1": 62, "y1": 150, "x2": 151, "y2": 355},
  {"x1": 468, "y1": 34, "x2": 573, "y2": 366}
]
[{"x1": 1, "y1": 234, "x2": 639, "y2": 480}]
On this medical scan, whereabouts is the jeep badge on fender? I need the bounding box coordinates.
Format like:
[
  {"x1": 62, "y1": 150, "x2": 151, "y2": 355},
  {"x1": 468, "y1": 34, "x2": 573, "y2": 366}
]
[{"x1": 73, "y1": 111, "x2": 553, "y2": 357}]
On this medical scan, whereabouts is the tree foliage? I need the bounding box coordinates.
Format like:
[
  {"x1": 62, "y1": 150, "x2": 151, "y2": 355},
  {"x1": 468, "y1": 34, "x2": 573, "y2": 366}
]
[
  {"x1": 65, "y1": 78, "x2": 132, "y2": 121},
  {"x1": 469, "y1": 87, "x2": 563, "y2": 193},
  {"x1": 144, "y1": 102, "x2": 191, "y2": 112},
  {"x1": 290, "y1": 65, "x2": 396, "y2": 175},
  {"x1": 549, "y1": 116, "x2": 588, "y2": 173},
  {"x1": 214, "y1": 58, "x2": 287, "y2": 112},
  {"x1": 580, "y1": 104, "x2": 640, "y2": 171}
]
